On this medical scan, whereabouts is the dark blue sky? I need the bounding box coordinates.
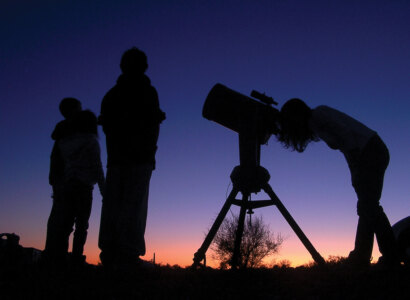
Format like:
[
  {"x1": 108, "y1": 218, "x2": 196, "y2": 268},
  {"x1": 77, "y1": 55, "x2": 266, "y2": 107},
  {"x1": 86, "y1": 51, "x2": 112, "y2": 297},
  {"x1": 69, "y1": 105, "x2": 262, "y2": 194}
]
[{"x1": 1, "y1": 0, "x2": 409, "y2": 266}]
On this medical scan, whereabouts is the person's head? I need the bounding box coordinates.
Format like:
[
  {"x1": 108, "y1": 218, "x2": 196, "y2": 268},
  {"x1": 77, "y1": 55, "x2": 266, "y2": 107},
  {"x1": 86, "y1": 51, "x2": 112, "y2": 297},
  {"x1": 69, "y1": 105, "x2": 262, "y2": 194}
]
[
  {"x1": 277, "y1": 98, "x2": 318, "y2": 152},
  {"x1": 120, "y1": 47, "x2": 148, "y2": 75},
  {"x1": 76, "y1": 110, "x2": 98, "y2": 135},
  {"x1": 59, "y1": 97, "x2": 82, "y2": 119}
]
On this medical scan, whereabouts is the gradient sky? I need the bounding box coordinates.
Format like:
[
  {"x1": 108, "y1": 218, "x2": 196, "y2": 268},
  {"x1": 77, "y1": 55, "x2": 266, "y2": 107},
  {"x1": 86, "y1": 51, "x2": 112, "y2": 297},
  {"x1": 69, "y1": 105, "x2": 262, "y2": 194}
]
[{"x1": 1, "y1": 0, "x2": 409, "y2": 267}]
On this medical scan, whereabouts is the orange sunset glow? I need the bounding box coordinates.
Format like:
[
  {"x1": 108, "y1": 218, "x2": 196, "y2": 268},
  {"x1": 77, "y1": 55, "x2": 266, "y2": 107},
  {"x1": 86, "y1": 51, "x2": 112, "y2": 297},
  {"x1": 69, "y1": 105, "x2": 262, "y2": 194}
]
[{"x1": 1, "y1": 0, "x2": 409, "y2": 276}]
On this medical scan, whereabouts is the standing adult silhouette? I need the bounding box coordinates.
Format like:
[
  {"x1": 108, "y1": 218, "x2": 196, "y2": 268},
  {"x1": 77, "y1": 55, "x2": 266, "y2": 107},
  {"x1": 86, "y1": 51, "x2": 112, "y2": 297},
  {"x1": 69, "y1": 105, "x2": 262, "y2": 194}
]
[
  {"x1": 98, "y1": 48, "x2": 165, "y2": 268},
  {"x1": 278, "y1": 98, "x2": 399, "y2": 268}
]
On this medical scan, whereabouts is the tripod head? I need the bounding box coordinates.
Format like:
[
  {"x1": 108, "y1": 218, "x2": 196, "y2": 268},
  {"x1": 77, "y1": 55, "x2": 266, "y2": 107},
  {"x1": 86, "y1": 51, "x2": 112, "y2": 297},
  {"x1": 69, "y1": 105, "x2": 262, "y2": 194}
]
[{"x1": 233, "y1": 133, "x2": 270, "y2": 194}]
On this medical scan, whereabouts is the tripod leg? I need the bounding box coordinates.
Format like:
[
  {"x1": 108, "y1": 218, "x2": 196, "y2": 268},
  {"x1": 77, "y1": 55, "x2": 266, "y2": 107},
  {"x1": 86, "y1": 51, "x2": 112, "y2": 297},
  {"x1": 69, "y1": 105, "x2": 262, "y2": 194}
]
[
  {"x1": 231, "y1": 192, "x2": 249, "y2": 269},
  {"x1": 263, "y1": 183, "x2": 326, "y2": 265},
  {"x1": 192, "y1": 188, "x2": 239, "y2": 267}
]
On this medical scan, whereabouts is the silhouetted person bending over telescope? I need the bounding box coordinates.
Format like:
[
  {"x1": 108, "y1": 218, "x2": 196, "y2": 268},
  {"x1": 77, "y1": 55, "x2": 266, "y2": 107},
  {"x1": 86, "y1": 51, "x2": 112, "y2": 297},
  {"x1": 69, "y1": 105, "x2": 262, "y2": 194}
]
[
  {"x1": 98, "y1": 47, "x2": 165, "y2": 269},
  {"x1": 278, "y1": 99, "x2": 399, "y2": 268}
]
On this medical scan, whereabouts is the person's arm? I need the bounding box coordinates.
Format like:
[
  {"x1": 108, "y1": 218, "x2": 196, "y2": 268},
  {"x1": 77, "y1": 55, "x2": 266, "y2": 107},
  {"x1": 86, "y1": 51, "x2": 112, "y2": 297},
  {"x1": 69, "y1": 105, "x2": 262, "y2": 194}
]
[
  {"x1": 85, "y1": 136, "x2": 105, "y2": 197},
  {"x1": 142, "y1": 87, "x2": 165, "y2": 125},
  {"x1": 99, "y1": 88, "x2": 118, "y2": 135},
  {"x1": 49, "y1": 141, "x2": 64, "y2": 185},
  {"x1": 94, "y1": 141, "x2": 106, "y2": 198},
  {"x1": 151, "y1": 87, "x2": 166, "y2": 124},
  {"x1": 51, "y1": 121, "x2": 66, "y2": 140}
]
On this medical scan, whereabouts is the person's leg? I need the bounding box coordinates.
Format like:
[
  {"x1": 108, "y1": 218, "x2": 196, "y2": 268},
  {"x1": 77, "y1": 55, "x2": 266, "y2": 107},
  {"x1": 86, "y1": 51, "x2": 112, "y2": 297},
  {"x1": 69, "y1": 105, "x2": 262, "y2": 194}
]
[
  {"x1": 374, "y1": 210, "x2": 398, "y2": 262},
  {"x1": 44, "y1": 184, "x2": 75, "y2": 262},
  {"x1": 350, "y1": 136, "x2": 396, "y2": 263},
  {"x1": 98, "y1": 165, "x2": 123, "y2": 266},
  {"x1": 350, "y1": 216, "x2": 374, "y2": 263},
  {"x1": 72, "y1": 183, "x2": 93, "y2": 258},
  {"x1": 115, "y1": 163, "x2": 153, "y2": 264}
]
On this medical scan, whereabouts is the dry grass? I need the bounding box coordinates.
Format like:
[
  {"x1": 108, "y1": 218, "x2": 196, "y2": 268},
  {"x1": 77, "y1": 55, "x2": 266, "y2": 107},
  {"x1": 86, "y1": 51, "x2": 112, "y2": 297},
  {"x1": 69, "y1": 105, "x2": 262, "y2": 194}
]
[{"x1": 1, "y1": 261, "x2": 409, "y2": 299}]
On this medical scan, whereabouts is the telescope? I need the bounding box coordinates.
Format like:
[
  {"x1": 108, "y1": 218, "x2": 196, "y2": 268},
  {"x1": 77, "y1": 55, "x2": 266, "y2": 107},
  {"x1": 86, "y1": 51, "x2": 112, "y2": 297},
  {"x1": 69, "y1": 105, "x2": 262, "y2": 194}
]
[
  {"x1": 192, "y1": 83, "x2": 325, "y2": 269},
  {"x1": 203, "y1": 84, "x2": 279, "y2": 172},
  {"x1": 203, "y1": 83, "x2": 279, "y2": 143}
]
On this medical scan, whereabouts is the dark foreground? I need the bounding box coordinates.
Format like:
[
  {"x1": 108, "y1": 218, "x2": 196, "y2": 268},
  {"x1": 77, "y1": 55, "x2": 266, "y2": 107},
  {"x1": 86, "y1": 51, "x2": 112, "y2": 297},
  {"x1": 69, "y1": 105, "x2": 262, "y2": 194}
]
[{"x1": 1, "y1": 262, "x2": 409, "y2": 300}]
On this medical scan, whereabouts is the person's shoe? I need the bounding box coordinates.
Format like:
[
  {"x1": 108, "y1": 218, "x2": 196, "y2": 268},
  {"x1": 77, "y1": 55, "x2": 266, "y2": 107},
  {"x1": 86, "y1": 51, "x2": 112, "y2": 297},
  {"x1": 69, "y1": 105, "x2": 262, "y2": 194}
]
[
  {"x1": 345, "y1": 251, "x2": 371, "y2": 269},
  {"x1": 374, "y1": 256, "x2": 401, "y2": 271},
  {"x1": 70, "y1": 254, "x2": 86, "y2": 266},
  {"x1": 40, "y1": 251, "x2": 69, "y2": 269},
  {"x1": 100, "y1": 251, "x2": 115, "y2": 269},
  {"x1": 135, "y1": 257, "x2": 156, "y2": 269}
]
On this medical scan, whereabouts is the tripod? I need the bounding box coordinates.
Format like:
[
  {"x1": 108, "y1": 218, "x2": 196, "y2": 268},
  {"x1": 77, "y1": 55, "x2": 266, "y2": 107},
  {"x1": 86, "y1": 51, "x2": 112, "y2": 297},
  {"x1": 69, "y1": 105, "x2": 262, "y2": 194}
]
[{"x1": 192, "y1": 135, "x2": 325, "y2": 268}]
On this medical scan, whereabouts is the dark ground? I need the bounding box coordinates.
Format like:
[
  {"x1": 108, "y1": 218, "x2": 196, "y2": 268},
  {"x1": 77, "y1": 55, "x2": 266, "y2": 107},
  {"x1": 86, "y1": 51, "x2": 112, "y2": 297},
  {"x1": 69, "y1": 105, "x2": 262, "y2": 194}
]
[{"x1": 1, "y1": 261, "x2": 409, "y2": 300}]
